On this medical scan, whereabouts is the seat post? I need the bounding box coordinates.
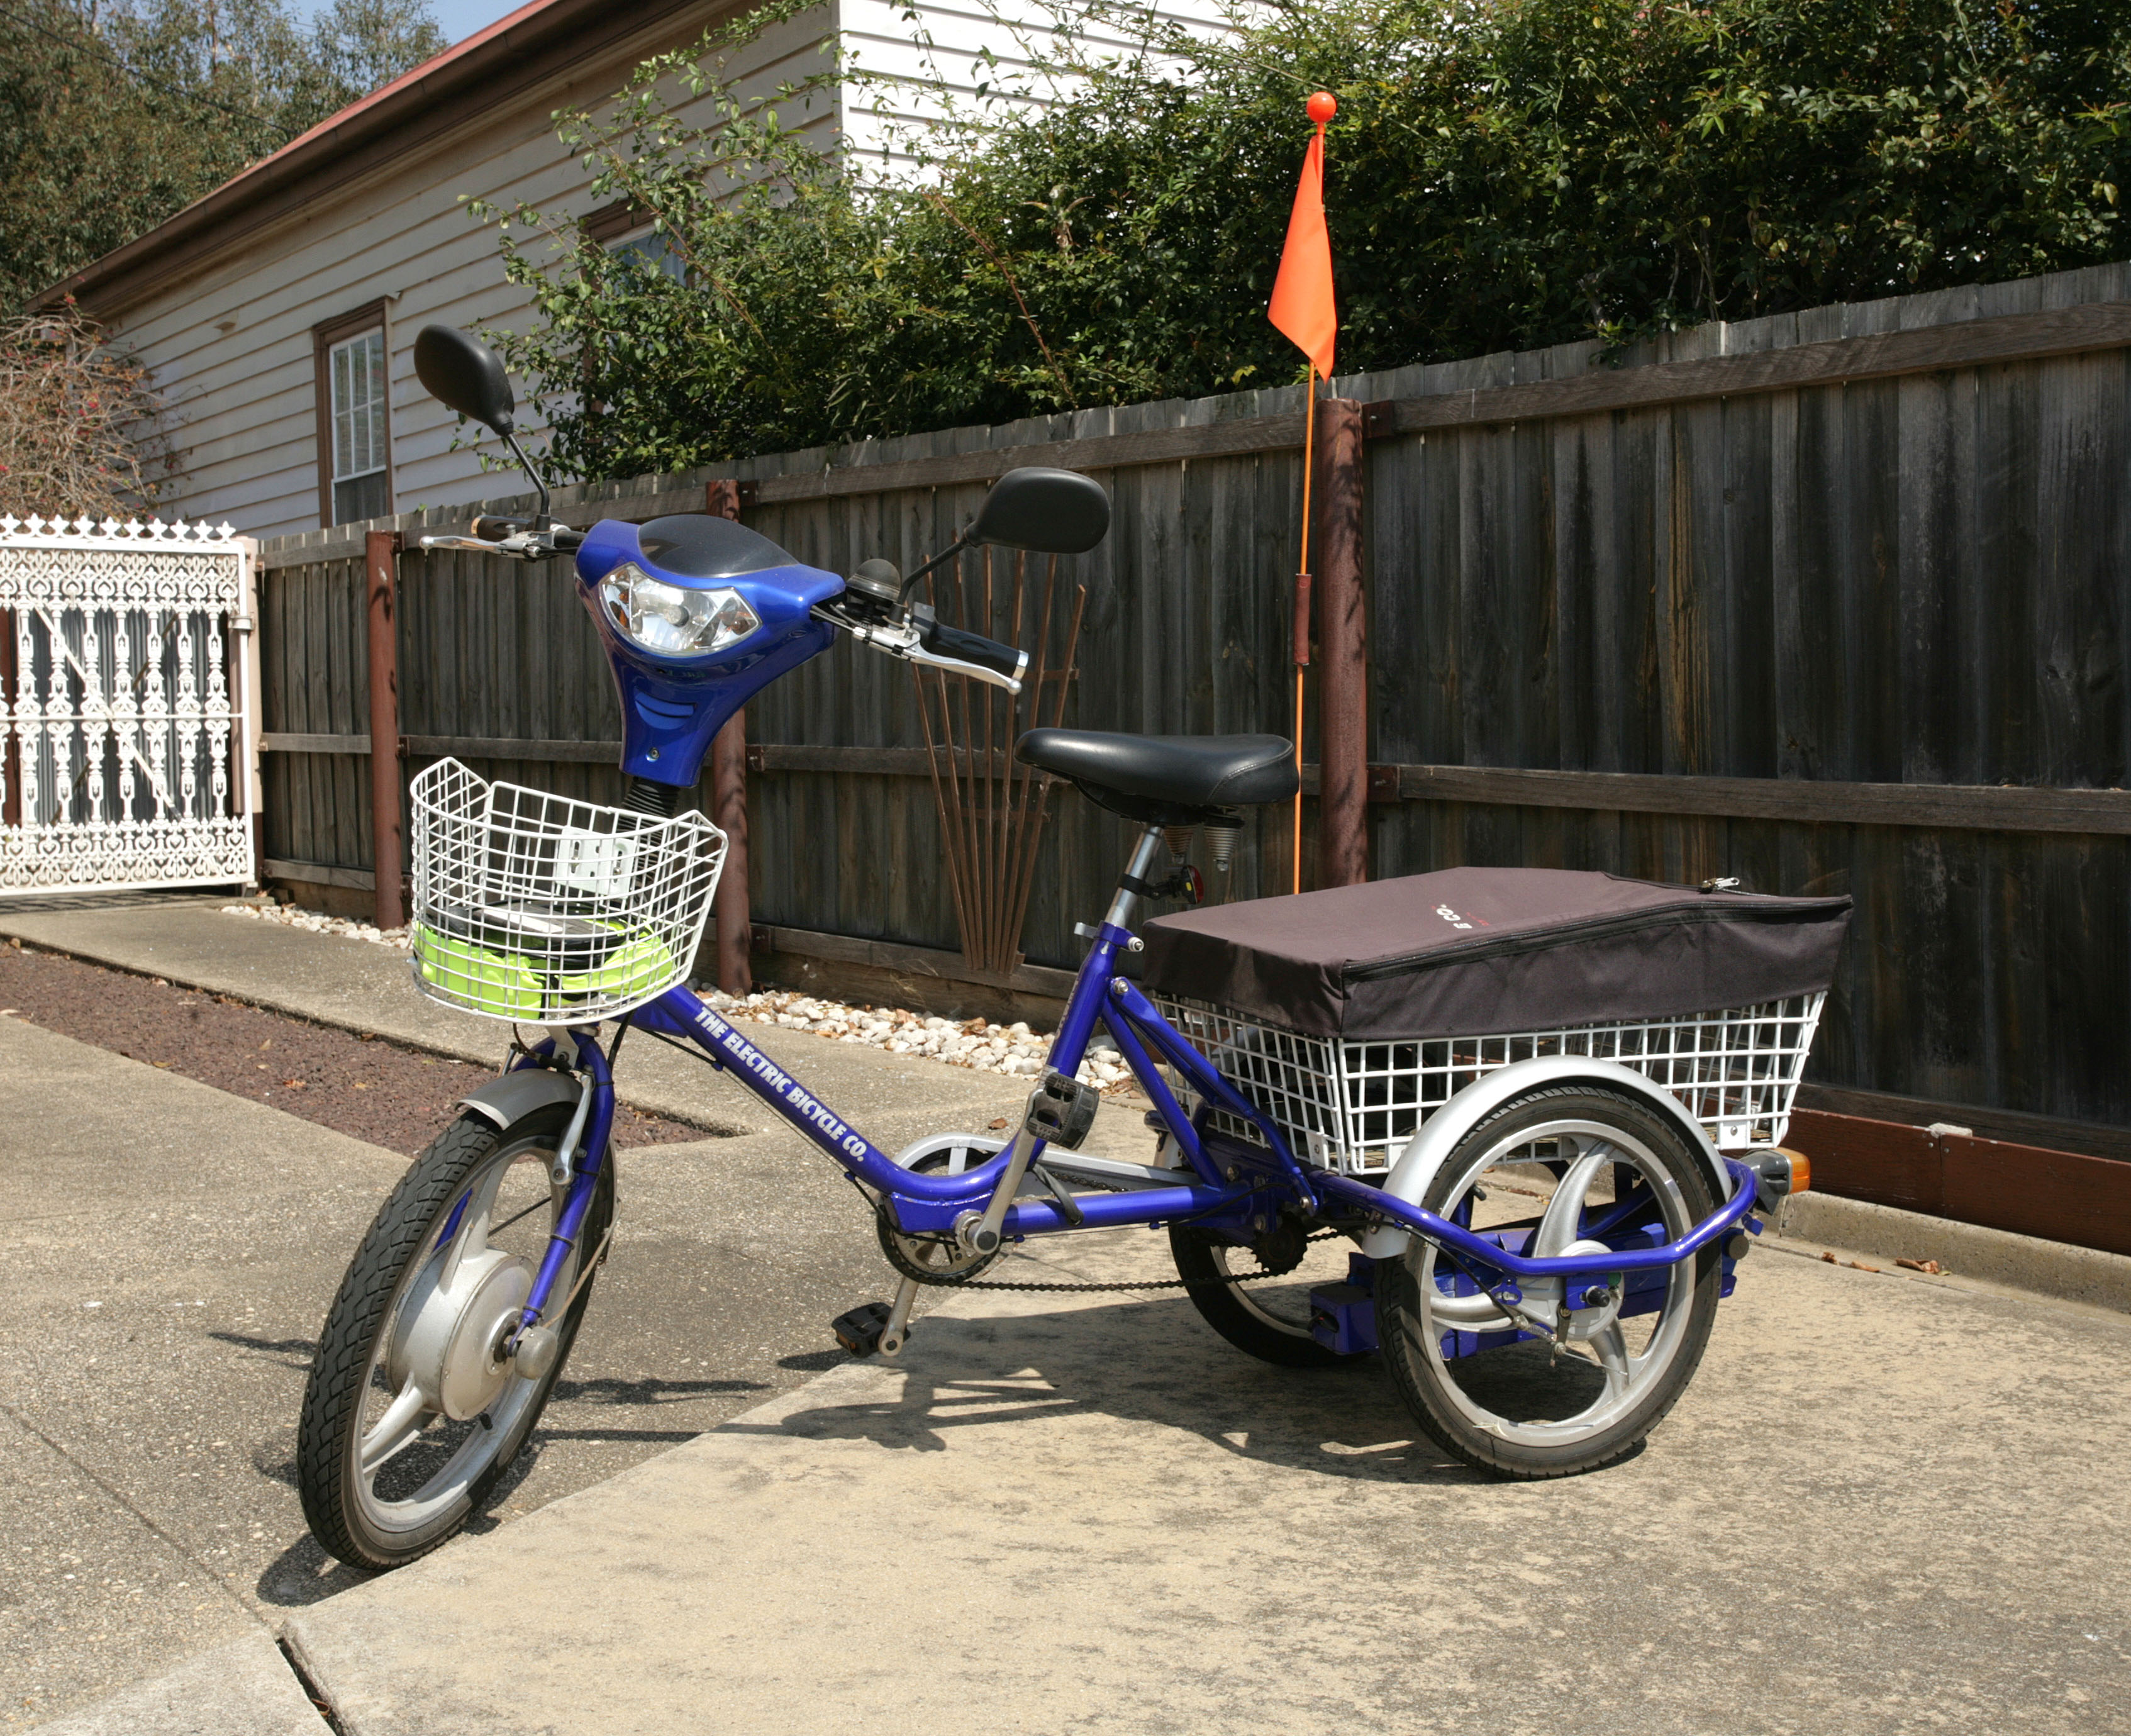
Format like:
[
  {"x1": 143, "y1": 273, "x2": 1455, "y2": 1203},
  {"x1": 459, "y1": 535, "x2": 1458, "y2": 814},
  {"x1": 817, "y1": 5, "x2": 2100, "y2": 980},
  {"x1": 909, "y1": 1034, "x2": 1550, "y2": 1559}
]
[{"x1": 1103, "y1": 825, "x2": 1167, "y2": 930}]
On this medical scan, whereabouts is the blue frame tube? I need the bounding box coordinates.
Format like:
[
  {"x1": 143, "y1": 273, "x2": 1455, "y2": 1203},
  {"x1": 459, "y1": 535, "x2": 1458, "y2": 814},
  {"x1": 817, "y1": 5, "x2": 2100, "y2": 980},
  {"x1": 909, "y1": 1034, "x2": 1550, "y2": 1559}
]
[
  {"x1": 1089, "y1": 1003, "x2": 1216, "y2": 1183},
  {"x1": 1004, "y1": 1182, "x2": 1236, "y2": 1237},
  {"x1": 1314, "y1": 1161, "x2": 1760, "y2": 1282},
  {"x1": 621, "y1": 965, "x2": 1755, "y2": 1283},
  {"x1": 519, "y1": 1028, "x2": 616, "y2": 1325}
]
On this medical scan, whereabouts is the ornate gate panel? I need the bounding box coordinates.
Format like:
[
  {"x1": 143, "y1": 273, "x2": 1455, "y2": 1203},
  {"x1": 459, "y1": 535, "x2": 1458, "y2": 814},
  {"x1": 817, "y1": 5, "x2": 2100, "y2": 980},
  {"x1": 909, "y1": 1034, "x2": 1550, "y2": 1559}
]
[{"x1": 0, "y1": 516, "x2": 259, "y2": 895}]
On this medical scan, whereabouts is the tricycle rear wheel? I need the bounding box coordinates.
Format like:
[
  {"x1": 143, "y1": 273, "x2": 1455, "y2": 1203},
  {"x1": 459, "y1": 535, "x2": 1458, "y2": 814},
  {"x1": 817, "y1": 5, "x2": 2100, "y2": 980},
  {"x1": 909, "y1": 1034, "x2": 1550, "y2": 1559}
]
[
  {"x1": 1376, "y1": 1085, "x2": 1722, "y2": 1478},
  {"x1": 1169, "y1": 1225, "x2": 1355, "y2": 1369}
]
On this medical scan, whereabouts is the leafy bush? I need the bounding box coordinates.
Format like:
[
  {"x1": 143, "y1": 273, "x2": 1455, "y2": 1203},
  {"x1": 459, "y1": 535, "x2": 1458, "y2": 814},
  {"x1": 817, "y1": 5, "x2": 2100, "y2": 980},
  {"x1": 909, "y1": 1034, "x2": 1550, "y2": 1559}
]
[{"x1": 482, "y1": 0, "x2": 2131, "y2": 481}]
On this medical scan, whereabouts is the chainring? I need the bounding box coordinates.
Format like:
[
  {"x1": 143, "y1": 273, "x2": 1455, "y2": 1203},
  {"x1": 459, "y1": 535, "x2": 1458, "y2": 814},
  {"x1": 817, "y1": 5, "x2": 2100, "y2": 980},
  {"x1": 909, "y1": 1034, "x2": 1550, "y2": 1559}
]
[
  {"x1": 875, "y1": 1133, "x2": 1010, "y2": 1286},
  {"x1": 876, "y1": 1214, "x2": 1001, "y2": 1285}
]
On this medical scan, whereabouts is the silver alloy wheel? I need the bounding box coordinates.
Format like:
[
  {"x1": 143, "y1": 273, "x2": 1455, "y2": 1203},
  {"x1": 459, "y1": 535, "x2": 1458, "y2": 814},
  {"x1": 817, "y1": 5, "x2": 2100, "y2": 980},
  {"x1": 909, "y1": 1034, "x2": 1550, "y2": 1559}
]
[
  {"x1": 349, "y1": 1132, "x2": 580, "y2": 1540},
  {"x1": 1416, "y1": 1118, "x2": 1696, "y2": 1448}
]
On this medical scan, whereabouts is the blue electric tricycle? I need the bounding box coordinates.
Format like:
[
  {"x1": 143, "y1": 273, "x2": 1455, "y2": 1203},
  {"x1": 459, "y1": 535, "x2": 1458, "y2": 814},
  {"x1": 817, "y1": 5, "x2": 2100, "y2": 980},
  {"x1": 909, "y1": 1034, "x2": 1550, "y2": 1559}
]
[{"x1": 297, "y1": 327, "x2": 1842, "y2": 1569}]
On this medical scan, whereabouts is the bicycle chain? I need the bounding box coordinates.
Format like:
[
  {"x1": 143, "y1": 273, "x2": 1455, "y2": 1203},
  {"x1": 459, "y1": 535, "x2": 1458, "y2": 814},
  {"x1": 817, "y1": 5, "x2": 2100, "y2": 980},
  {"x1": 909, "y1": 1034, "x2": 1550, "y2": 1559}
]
[{"x1": 957, "y1": 1230, "x2": 1347, "y2": 1294}]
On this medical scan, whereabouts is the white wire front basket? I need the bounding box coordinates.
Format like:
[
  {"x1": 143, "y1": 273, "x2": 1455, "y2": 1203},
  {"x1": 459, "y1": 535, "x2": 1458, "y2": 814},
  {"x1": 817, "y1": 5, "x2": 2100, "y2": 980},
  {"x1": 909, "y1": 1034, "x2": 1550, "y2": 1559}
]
[
  {"x1": 408, "y1": 759, "x2": 725, "y2": 1024},
  {"x1": 1154, "y1": 993, "x2": 1828, "y2": 1175}
]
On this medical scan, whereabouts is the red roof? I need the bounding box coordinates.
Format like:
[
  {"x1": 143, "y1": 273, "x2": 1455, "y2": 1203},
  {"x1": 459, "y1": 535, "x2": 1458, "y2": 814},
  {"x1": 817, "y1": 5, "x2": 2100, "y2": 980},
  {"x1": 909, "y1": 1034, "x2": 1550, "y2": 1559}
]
[{"x1": 214, "y1": 0, "x2": 565, "y2": 201}]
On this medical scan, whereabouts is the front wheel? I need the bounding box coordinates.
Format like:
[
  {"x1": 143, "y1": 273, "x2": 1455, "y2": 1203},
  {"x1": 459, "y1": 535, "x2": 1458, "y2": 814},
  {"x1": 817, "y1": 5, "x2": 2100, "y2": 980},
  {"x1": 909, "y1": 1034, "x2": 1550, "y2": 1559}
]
[
  {"x1": 298, "y1": 1104, "x2": 613, "y2": 1569},
  {"x1": 1376, "y1": 1086, "x2": 1722, "y2": 1479}
]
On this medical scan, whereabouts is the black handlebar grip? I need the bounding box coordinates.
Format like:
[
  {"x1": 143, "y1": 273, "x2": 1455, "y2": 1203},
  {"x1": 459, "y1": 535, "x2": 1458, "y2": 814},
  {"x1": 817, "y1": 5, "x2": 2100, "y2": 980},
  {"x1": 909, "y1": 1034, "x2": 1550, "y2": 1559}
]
[
  {"x1": 471, "y1": 515, "x2": 529, "y2": 540},
  {"x1": 920, "y1": 618, "x2": 1027, "y2": 682}
]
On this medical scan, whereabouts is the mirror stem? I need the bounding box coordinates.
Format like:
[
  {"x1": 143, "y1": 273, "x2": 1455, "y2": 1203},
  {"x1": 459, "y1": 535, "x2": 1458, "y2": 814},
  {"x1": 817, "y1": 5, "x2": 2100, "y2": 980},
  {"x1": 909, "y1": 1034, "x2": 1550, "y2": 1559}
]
[
  {"x1": 500, "y1": 428, "x2": 553, "y2": 526},
  {"x1": 897, "y1": 533, "x2": 969, "y2": 607}
]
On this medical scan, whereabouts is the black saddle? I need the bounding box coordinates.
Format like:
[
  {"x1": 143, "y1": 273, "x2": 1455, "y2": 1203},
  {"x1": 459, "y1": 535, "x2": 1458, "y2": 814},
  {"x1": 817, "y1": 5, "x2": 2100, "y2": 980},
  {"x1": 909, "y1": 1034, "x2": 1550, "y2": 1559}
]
[{"x1": 1016, "y1": 728, "x2": 1298, "y2": 823}]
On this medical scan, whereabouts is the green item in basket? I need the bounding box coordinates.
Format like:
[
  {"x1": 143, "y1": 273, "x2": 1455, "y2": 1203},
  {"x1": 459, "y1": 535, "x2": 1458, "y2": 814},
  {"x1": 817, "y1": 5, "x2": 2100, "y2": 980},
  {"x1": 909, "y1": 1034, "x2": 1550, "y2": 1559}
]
[
  {"x1": 413, "y1": 923, "x2": 546, "y2": 1018},
  {"x1": 557, "y1": 928, "x2": 678, "y2": 1003}
]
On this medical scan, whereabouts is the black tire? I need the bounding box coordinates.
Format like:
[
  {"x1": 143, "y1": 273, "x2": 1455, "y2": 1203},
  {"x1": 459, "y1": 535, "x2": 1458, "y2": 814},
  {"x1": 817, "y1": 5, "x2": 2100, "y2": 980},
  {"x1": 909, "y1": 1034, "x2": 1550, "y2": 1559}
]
[
  {"x1": 1169, "y1": 1224, "x2": 1352, "y2": 1369},
  {"x1": 298, "y1": 1105, "x2": 613, "y2": 1570},
  {"x1": 1376, "y1": 1086, "x2": 1722, "y2": 1479}
]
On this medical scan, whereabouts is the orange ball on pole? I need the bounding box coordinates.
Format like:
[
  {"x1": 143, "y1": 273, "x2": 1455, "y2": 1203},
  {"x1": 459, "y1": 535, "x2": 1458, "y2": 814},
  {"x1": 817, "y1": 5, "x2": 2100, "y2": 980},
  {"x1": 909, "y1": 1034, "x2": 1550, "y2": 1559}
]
[{"x1": 1307, "y1": 90, "x2": 1337, "y2": 125}]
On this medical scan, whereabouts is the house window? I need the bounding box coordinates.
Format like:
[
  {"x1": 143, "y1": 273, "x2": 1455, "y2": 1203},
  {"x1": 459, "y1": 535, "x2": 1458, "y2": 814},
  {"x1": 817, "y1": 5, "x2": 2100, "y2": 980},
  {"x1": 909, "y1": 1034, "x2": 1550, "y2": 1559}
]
[
  {"x1": 330, "y1": 331, "x2": 389, "y2": 523},
  {"x1": 312, "y1": 301, "x2": 392, "y2": 528},
  {"x1": 586, "y1": 199, "x2": 686, "y2": 283}
]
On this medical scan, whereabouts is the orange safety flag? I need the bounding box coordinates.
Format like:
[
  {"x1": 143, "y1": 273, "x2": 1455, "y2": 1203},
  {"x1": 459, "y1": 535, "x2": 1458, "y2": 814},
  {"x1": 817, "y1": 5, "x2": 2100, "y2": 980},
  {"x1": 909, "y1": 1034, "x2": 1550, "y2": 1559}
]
[{"x1": 1268, "y1": 108, "x2": 1337, "y2": 379}]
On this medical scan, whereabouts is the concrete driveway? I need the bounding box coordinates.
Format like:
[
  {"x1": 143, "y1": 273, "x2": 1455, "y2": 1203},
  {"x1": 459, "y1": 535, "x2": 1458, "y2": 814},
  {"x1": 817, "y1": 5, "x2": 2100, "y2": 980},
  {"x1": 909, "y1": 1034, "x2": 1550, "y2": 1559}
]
[
  {"x1": 6, "y1": 903, "x2": 2130, "y2": 1732},
  {"x1": 0, "y1": 1010, "x2": 1033, "y2": 1727},
  {"x1": 280, "y1": 1223, "x2": 2131, "y2": 1736}
]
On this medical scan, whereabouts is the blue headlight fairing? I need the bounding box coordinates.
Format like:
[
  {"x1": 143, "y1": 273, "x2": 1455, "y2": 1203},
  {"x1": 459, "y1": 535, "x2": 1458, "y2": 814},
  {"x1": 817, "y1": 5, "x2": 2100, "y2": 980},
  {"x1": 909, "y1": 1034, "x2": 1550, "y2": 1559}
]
[{"x1": 576, "y1": 516, "x2": 842, "y2": 784}]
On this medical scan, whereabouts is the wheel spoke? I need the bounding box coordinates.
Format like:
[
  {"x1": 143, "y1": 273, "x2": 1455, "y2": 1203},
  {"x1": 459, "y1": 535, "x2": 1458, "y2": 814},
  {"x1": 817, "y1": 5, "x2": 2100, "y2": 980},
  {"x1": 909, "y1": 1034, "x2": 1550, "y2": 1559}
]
[
  {"x1": 360, "y1": 1378, "x2": 433, "y2": 1474},
  {"x1": 438, "y1": 1159, "x2": 513, "y2": 1290},
  {"x1": 1586, "y1": 1322, "x2": 1632, "y2": 1401},
  {"x1": 1427, "y1": 1286, "x2": 1516, "y2": 1330},
  {"x1": 1533, "y1": 1143, "x2": 1614, "y2": 1257}
]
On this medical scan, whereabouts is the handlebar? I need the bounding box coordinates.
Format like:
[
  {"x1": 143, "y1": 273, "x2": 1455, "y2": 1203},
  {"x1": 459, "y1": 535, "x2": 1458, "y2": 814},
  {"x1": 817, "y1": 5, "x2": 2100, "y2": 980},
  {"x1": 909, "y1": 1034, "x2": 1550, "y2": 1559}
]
[
  {"x1": 914, "y1": 618, "x2": 1029, "y2": 688},
  {"x1": 813, "y1": 596, "x2": 1027, "y2": 695},
  {"x1": 415, "y1": 521, "x2": 584, "y2": 560}
]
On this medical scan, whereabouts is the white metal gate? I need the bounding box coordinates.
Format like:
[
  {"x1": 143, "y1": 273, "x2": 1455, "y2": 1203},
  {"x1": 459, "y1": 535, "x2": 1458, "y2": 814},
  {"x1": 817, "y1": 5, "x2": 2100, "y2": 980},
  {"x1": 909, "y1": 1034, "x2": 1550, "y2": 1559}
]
[{"x1": 0, "y1": 515, "x2": 260, "y2": 895}]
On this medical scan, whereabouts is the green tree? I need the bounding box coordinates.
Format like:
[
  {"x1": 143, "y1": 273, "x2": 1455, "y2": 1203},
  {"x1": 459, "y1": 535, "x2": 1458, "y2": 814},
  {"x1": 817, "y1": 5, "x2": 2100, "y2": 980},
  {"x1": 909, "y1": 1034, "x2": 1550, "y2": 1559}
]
[
  {"x1": 0, "y1": 0, "x2": 447, "y2": 309},
  {"x1": 480, "y1": 0, "x2": 2131, "y2": 482}
]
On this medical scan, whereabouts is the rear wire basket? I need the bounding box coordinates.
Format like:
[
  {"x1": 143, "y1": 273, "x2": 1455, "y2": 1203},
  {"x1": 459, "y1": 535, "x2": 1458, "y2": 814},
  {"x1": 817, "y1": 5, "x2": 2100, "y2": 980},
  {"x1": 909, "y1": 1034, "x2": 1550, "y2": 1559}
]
[
  {"x1": 1154, "y1": 993, "x2": 1827, "y2": 1175},
  {"x1": 408, "y1": 759, "x2": 725, "y2": 1024}
]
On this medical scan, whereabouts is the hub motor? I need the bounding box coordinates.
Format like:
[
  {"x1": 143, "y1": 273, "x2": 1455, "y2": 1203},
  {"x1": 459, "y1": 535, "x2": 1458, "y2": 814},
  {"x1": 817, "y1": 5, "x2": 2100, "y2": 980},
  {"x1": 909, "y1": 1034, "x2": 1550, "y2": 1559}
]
[{"x1": 387, "y1": 1247, "x2": 535, "y2": 1422}]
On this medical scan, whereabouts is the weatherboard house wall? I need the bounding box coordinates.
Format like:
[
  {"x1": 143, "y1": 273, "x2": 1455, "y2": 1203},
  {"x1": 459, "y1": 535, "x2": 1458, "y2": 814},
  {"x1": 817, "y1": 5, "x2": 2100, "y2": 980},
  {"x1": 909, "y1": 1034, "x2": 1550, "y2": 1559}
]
[{"x1": 43, "y1": 0, "x2": 1214, "y2": 541}]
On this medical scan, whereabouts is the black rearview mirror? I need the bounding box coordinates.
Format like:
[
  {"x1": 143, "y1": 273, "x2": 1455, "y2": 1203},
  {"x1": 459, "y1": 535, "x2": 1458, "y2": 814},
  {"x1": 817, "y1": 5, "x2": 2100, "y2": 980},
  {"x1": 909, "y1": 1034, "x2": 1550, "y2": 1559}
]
[
  {"x1": 414, "y1": 325, "x2": 516, "y2": 434},
  {"x1": 967, "y1": 467, "x2": 1110, "y2": 555}
]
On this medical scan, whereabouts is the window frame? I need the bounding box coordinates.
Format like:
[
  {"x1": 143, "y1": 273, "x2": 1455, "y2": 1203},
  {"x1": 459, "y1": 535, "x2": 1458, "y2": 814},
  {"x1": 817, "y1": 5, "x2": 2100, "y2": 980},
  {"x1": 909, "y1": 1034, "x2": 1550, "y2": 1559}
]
[
  {"x1": 312, "y1": 299, "x2": 393, "y2": 529},
  {"x1": 586, "y1": 199, "x2": 684, "y2": 283}
]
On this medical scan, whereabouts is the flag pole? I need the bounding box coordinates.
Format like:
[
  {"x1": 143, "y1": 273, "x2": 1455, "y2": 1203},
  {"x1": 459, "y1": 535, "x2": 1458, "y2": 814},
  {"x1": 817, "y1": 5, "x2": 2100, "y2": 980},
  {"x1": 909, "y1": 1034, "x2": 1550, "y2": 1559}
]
[
  {"x1": 1293, "y1": 370, "x2": 1315, "y2": 896},
  {"x1": 1269, "y1": 88, "x2": 1337, "y2": 896}
]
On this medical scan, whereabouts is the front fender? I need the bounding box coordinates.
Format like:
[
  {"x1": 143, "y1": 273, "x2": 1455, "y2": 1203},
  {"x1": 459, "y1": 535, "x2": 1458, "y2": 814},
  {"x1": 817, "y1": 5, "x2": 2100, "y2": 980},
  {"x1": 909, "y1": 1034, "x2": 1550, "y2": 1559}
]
[
  {"x1": 459, "y1": 1066, "x2": 582, "y2": 1130},
  {"x1": 1356, "y1": 1055, "x2": 1733, "y2": 1259}
]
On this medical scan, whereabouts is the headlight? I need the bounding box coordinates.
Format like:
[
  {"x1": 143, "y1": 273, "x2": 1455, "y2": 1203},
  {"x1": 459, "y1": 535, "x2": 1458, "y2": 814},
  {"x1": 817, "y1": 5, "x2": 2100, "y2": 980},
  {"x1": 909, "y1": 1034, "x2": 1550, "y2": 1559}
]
[{"x1": 598, "y1": 562, "x2": 761, "y2": 657}]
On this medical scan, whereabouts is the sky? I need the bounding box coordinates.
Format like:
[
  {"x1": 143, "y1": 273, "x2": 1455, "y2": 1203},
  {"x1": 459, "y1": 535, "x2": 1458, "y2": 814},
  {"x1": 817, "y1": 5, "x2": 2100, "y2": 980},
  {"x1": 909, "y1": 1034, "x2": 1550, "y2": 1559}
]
[
  {"x1": 426, "y1": 0, "x2": 521, "y2": 43},
  {"x1": 291, "y1": 0, "x2": 523, "y2": 46}
]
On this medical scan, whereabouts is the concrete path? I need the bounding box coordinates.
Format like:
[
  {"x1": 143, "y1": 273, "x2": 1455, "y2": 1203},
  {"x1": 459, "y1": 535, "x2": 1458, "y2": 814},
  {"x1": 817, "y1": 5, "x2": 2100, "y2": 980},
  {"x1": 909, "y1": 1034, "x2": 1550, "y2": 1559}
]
[
  {"x1": 9, "y1": 894, "x2": 2131, "y2": 1731},
  {"x1": 0, "y1": 895, "x2": 1023, "y2": 1137},
  {"x1": 0, "y1": 993, "x2": 1045, "y2": 1727},
  {"x1": 277, "y1": 1226, "x2": 2131, "y2": 1736},
  {"x1": 24, "y1": 1635, "x2": 321, "y2": 1736}
]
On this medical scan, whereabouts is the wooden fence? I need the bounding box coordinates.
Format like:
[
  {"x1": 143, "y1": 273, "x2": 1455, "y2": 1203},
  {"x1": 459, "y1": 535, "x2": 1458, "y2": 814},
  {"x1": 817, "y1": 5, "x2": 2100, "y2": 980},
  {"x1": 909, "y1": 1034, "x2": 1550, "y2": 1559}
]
[{"x1": 255, "y1": 259, "x2": 2131, "y2": 1234}]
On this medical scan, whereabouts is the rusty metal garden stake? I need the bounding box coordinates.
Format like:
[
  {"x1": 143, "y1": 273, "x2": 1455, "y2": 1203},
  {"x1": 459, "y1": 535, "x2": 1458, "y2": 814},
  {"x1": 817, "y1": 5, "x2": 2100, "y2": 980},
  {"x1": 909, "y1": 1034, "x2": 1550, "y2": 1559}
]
[
  {"x1": 364, "y1": 529, "x2": 404, "y2": 930},
  {"x1": 913, "y1": 547, "x2": 1084, "y2": 978}
]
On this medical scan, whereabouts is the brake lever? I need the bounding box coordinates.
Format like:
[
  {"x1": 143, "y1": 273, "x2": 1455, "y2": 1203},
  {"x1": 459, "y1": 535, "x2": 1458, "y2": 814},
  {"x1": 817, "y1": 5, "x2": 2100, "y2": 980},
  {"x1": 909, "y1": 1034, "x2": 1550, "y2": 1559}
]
[
  {"x1": 809, "y1": 605, "x2": 1023, "y2": 694},
  {"x1": 904, "y1": 642, "x2": 1023, "y2": 696},
  {"x1": 417, "y1": 533, "x2": 504, "y2": 554},
  {"x1": 416, "y1": 529, "x2": 582, "y2": 560}
]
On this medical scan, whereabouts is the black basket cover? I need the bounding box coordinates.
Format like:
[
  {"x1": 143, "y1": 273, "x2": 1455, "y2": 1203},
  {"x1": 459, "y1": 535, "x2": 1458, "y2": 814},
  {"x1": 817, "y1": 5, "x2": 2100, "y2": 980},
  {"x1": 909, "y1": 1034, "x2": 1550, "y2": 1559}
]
[{"x1": 1140, "y1": 867, "x2": 1851, "y2": 1040}]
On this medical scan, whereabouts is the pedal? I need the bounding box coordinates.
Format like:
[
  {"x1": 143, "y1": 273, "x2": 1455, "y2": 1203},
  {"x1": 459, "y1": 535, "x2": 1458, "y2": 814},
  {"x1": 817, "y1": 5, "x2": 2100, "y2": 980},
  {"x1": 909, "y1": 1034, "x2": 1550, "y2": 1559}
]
[
  {"x1": 1025, "y1": 1069, "x2": 1099, "y2": 1150},
  {"x1": 832, "y1": 1301, "x2": 893, "y2": 1357}
]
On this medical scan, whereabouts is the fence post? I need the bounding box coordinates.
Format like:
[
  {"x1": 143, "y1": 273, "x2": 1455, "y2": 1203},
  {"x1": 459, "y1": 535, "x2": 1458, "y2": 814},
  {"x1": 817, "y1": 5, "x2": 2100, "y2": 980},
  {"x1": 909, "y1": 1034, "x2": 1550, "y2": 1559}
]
[
  {"x1": 705, "y1": 480, "x2": 752, "y2": 994},
  {"x1": 1315, "y1": 396, "x2": 1368, "y2": 887},
  {"x1": 364, "y1": 528, "x2": 405, "y2": 930},
  {"x1": 0, "y1": 606, "x2": 17, "y2": 830},
  {"x1": 234, "y1": 537, "x2": 265, "y2": 888}
]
